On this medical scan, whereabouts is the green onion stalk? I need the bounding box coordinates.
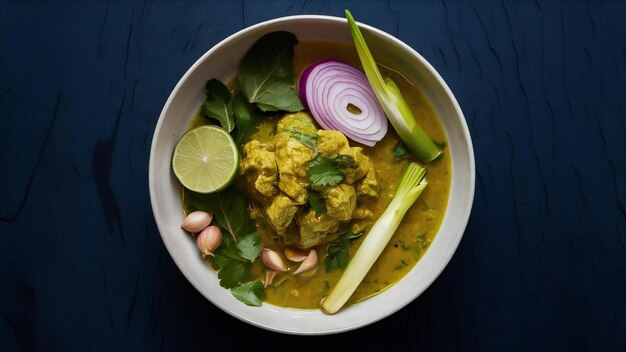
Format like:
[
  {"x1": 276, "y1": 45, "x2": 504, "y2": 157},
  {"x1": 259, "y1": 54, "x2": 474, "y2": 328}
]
[
  {"x1": 345, "y1": 10, "x2": 441, "y2": 163},
  {"x1": 321, "y1": 162, "x2": 428, "y2": 314}
]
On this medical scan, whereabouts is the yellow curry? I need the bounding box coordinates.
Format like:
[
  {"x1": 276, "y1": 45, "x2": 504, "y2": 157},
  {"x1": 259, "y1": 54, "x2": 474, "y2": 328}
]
[{"x1": 183, "y1": 41, "x2": 450, "y2": 309}]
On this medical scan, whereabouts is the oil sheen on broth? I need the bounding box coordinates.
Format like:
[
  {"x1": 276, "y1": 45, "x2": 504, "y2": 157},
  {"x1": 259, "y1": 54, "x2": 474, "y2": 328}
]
[{"x1": 183, "y1": 41, "x2": 451, "y2": 309}]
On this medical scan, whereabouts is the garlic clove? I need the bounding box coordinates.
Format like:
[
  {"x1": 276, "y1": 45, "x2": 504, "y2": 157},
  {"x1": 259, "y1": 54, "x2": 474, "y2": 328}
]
[
  {"x1": 181, "y1": 211, "x2": 213, "y2": 233},
  {"x1": 284, "y1": 247, "x2": 309, "y2": 262},
  {"x1": 293, "y1": 249, "x2": 318, "y2": 275},
  {"x1": 261, "y1": 248, "x2": 288, "y2": 272},
  {"x1": 264, "y1": 271, "x2": 277, "y2": 288},
  {"x1": 197, "y1": 226, "x2": 222, "y2": 257}
]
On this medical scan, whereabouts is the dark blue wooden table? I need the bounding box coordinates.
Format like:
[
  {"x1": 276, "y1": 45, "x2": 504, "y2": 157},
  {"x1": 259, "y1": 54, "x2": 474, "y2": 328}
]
[{"x1": 1, "y1": 1, "x2": 625, "y2": 350}]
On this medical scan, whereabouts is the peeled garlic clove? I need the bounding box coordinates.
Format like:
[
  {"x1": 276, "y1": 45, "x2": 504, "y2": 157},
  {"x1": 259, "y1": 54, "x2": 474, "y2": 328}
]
[
  {"x1": 264, "y1": 271, "x2": 277, "y2": 288},
  {"x1": 197, "y1": 226, "x2": 222, "y2": 257},
  {"x1": 293, "y1": 249, "x2": 318, "y2": 275},
  {"x1": 181, "y1": 211, "x2": 213, "y2": 233},
  {"x1": 261, "y1": 249, "x2": 288, "y2": 272},
  {"x1": 285, "y1": 247, "x2": 309, "y2": 262}
]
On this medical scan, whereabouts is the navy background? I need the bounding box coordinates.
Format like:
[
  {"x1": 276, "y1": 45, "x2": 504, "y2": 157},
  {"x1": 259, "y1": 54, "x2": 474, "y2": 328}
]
[{"x1": 1, "y1": 0, "x2": 625, "y2": 351}]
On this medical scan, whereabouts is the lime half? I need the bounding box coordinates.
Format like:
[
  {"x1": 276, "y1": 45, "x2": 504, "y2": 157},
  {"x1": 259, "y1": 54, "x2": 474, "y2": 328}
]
[{"x1": 172, "y1": 125, "x2": 239, "y2": 193}]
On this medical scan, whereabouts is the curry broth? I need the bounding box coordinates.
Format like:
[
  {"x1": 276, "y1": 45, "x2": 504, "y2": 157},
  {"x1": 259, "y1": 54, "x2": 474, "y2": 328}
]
[{"x1": 183, "y1": 41, "x2": 451, "y2": 309}]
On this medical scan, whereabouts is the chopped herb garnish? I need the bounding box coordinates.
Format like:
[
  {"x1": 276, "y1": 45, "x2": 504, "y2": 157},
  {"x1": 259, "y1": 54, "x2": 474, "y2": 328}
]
[
  {"x1": 416, "y1": 233, "x2": 431, "y2": 248},
  {"x1": 307, "y1": 189, "x2": 327, "y2": 216},
  {"x1": 324, "y1": 232, "x2": 363, "y2": 272},
  {"x1": 333, "y1": 154, "x2": 358, "y2": 169},
  {"x1": 325, "y1": 241, "x2": 349, "y2": 272},
  {"x1": 393, "y1": 141, "x2": 409, "y2": 158},
  {"x1": 285, "y1": 128, "x2": 318, "y2": 149},
  {"x1": 307, "y1": 156, "x2": 345, "y2": 187}
]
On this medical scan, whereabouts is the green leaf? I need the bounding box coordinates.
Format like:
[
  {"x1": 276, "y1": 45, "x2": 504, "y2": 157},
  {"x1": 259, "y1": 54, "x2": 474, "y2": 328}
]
[
  {"x1": 232, "y1": 91, "x2": 262, "y2": 145},
  {"x1": 197, "y1": 186, "x2": 255, "y2": 240},
  {"x1": 230, "y1": 281, "x2": 266, "y2": 307},
  {"x1": 307, "y1": 156, "x2": 345, "y2": 187},
  {"x1": 214, "y1": 235, "x2": 255, "y2": 289},
  {"x1": 201, "y1": 79, "x2": 235, "y2": 132},
  {"x1": 214, "y1": 236, "x2": 244, "y2": 267},
  {"x1": 218, "y1": 260, "x2": 250, "y2": 289},
  {"x1": 236, "y1": 232, "x2": 263, "y2": 262},
  {"x1": 393, "y1": 141, "x2": 409, "y2": 158},
  {"x1": 238, "y1": 31, "x2": 304, "y2": 112},
  {"x1": 307, "y1": 189, "x2": 327, "y2": 216},
  {"x1": 324, "y1": 231, "x2": 364, "y2": 273},
  {"x1": 284, "y1": 127, "x2": 318, "y2": 149},
  {"x1": 325, "y1": 241, "x2": 349, "y2": 272},
  {"x1": 333, "y1": 154, "x2": 357, "y2": 169}
]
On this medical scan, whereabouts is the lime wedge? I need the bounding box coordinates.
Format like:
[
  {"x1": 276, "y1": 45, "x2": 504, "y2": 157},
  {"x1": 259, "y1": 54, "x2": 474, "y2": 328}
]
[{"x1": 172, "y1": 125, "x2": 239, "y2": 193}]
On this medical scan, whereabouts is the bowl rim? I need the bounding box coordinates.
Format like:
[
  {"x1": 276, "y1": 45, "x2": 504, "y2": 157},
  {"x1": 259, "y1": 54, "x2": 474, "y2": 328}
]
[{"x1": 149, "y1": 14, "x2": 475, "y2": 335}]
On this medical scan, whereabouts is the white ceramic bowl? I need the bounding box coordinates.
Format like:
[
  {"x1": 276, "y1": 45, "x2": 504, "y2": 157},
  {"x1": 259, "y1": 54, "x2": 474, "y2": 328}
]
[{"x1": 149, "y1": 15, "x2": 474, "y2": 335}]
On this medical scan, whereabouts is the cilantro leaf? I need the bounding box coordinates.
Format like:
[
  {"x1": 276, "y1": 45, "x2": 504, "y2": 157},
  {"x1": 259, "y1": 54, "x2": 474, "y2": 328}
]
[
  {"x1": 324, "y1": 232, "x2": 365, "y2": 272},
  {"x1": 236, "y1": 232, "x2": 263, "y2": 262},
  {"x1": 238, "y1": 32, "x2": 304, "y2": 112},
  {"x1": 307, "y1": 189, "x2": 327, "y2": 216},
  {"x1": 218, "y1": 260, "x2": 250, "y2": 289},
  {"x1": 307, "y1": 156, "x2": 345, "y2": 187},
  {"x1": 333, "y1": 154, "x2": 357, "y2": 169},
  {"x1": 214, "y1": 236, "x2": 245, "y2": 267},
  {"x1": 393, "y1": 141, "x2": 409, "y2": 158},
  {"x1": 285, "y1": 128, "x2": 318, "y2": 149},
  {"x1": 201, "y1": 79, "x2": 235, "y2": 132},
  {"x1": 232, "y1": 91, "x2": 262, "y2": 146},
  {"x1": 230, "y1": 281, "x2": 266, "y2": 307},
  {"x1": 214, "y1": 234, "x2": 258, "y2": 289},
  {"x1": 325, "y1": 241, "x2": 349, "y2": 272}
]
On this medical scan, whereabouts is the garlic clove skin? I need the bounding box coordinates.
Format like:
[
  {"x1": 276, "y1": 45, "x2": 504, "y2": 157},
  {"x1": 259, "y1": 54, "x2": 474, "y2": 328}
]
[
  {"x1": 197, "y1": 226, "x2": 222, "y2": 257},
  {"x1": 261, "y1": 249, "x2": 288, "y2": 272},
  {"x1": 181, "y1": 211, "x2": 213, "y2": 233},
  {"x1": 264, "y1": 271, "x2": 277, "y2": 288},
  {"x1": 293, "y1": 249, "x2": 318, "y2": 275},
  {"x1": 285, "y1": 247, "x2": 309, "y2": 262}
]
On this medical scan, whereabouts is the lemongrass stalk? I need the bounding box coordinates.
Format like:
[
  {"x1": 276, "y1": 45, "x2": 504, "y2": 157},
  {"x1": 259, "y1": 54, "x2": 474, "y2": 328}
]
[
  {"x1": 345, "y1": 10, "x2": 442, "y2": 163},
  {"x1": 321, "y1": 162, "x2": 428, "y2": 314}
]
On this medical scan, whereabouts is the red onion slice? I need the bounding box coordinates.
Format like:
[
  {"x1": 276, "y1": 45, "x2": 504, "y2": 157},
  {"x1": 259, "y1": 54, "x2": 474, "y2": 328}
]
[{"x1": 299, "y1": 60, "x2": 387, "y2": 146}]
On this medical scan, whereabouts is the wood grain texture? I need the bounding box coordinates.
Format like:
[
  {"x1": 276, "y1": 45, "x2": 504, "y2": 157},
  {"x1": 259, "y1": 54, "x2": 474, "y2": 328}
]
[{"x1": 0, "y1": 0, "x2": 624, "y2": 351}]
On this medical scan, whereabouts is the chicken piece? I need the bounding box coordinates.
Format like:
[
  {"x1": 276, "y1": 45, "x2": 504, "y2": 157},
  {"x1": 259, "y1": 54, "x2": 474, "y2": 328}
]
[
  {"x1": 240, "y1": 140, "x2": 278, "y2": 198},
  {"x1": 342, "y1": 147, "x2": 370, "y2": 184},
  {"x1": 297, "y1": 210, "x2": 340, "y2": 248},
  {"x1": 356, "y1": 163, "x2": 379, "y2": 198},
  {"x1": 320, "y1": 184, "x2": 356, "y2": 221},
  {"x1": 271, "y1": 132, "x2": 314, "y2": 204},
  {"x1": 266, "y1": 195, "x2": 299, "y2": 234},
  {"x1": 316, "y1": 130, "x2": 351, "y2": 158},
  {"x1": 277, "y1": 111, "x2": 318, "y2": 135},
  {"x1": 352, "y1": 207, "x2": 373, "y2": 219},
  {"x1": 350, "y1": 220, "x2": 372, "y2": 236}
]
